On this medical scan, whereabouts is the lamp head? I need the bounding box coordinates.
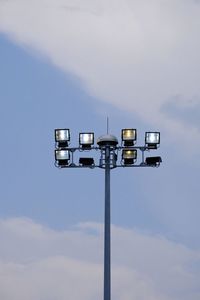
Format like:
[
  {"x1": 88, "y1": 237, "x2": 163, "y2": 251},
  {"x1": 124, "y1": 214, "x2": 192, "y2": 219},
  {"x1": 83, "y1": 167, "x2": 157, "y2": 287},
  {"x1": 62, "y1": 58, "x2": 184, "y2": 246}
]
[
  {"x1": 121, "y1": 129, "x2": 137, "y2": 146},
  {"x1": 122, "y1": 149, "x2": 137, "y2": 165},
  {"x1": 55, "y1": 149, "x2": 70, "y2": 167},
  {"x1": 79, "y1": 133, "x2": 94, "y2": 149},
  {"x1": 79, "y1": 157, "x2": 94, "y2": 166},
  {"x1": 55, "y1": 129, "x2": 70, "y2": 148},
  {"x1": 145, "y1": 132, "x2": 160, "y2": 149},
  {"x1": 146, "y1": 156, "x2": 162, "y2": 167}
]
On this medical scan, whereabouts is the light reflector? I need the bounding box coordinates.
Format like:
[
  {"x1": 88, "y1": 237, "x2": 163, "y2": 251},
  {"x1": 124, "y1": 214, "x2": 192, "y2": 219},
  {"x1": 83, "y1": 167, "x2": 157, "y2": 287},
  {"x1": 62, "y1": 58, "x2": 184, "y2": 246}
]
[
  {"x1": 122, "y1": 129, "x2": 137, "y2": 146},
  {"x1": 55, "y1": 129, "x2": 70, "y2": 147},
  {"x1": 79, "y1": 133, "x2": 94, "y2": 148},
  {"x1": 122, "y1": 149, "x2": 137, "y2": 165},
  {"x1": 55, "y1": 149, "x2": 70, "y2": 166},
  {"x1": 145, "y1": 132, "x2": 160, "y2": 149}
]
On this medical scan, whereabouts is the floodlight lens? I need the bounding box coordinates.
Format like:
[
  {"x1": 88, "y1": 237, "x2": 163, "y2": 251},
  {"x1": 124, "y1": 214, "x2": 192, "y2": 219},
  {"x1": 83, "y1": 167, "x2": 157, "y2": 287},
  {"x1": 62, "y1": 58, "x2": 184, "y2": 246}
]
[
  {"x1": 122, "y1": 129, "x2": 136, "y2": 141},
  {"x1": 145, "y1": 132, "x2": 160, "y2": 144},
  {"x1": 55, "y1": 129, "x2": 70, "y2": 142},
  {"x1": 122, "y1": 149, "x2": 137, "y2": 159},
  {"x1": 79, "y1": 133, "x2": 94, "y2": 145},
  {"x1": 55, "y1": 149, "x2": 70, "y2": 161},
  {"x1": 122, "y1": 149, "x2": 137, "y2": 165}
]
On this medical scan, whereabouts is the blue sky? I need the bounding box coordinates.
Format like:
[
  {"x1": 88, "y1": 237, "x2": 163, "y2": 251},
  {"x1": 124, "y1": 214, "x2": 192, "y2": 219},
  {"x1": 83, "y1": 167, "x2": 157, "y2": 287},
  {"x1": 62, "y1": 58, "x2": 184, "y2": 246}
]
[{"x1": 0, "y1": 1, "x2": 200, "y2": 299}]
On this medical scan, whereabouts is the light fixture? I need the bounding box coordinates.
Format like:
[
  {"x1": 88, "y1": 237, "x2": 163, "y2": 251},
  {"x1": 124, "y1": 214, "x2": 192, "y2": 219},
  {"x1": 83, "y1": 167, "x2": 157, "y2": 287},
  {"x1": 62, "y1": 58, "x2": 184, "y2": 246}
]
[
  {"x1": 55, "y1": 149, "x2": 70, "y2": 167},
  {"x1": 55, "y1": 129, "x2": 70, "y2": 147},
  {"x1": 79, "y1": 133, "x2": 94, "y2": 149},
  {"x1": 145, "y1": 132, "x2": 160, "y2": 149},
  {"x1": 79, "y1": 157, "x2": 94, "y2": 166},
  {"x1": 146, "y1": 156, "x2": 162, "y2": 166},
  {"x1": 54, "y1": 126, "x2": 162, "y2": 300},
  {"x1": 121, "y1": 129, "x2": 137, "y2": 146},
  {"x1": 122, "y1": 149, "x2": 137, "y2": 165}
]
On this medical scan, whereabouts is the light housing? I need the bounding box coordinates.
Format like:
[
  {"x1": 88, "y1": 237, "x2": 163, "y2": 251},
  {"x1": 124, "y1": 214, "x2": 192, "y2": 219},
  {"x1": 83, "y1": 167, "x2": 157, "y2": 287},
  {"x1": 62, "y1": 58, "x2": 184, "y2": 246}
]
[
  {"x1": 145, "y1": 132, "x2": 160, "y2": 149},
  {"x1": 122, "y1": 149, "x2": 137, "y2": 165},
  {"x1": 121, "y1": 129, "x2": 137, "y2": 146},
  {"x1": 55, "y1": 129, "x2": 70, "y2": 148},
  {"x1": 79, "y1": 157, "x2": 94, "y2": 166},
  {"x1": 146, "y1": 156, "x2": 162, "y2": 167},
  {"x1": 55, "y1": 149, "x2": 70, "y2": 167},
  {"x1": 79, "y1": 133, "x2": 94, "y2": 149}
]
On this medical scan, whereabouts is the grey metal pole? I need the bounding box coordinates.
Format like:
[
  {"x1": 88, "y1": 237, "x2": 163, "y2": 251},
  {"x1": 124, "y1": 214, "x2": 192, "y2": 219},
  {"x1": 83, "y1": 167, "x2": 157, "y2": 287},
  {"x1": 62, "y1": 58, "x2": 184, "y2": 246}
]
[{"x1": 104, "y1": 145, "x2": 111, "y2": 300}]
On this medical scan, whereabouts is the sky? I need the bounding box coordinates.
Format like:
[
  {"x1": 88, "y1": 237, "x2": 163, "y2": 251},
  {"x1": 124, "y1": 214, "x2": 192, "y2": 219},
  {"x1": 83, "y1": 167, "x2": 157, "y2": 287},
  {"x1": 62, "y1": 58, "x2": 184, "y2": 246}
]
[{"x1": 0, "y1": 0, "x2": 200, "y2": 299}]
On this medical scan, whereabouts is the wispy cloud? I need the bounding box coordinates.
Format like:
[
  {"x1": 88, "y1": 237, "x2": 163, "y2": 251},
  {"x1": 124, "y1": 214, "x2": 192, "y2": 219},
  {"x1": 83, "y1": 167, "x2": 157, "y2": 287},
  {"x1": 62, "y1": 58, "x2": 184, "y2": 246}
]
[
  {"x1": 161, "y1": 94, "x2": 200, "y2": 130},
  {"x1": 0, "y1": 218, "x2": 200, "y2": 300},
  {"x1": 0, "y1": 0, "x2": 200, "y2": 144}
]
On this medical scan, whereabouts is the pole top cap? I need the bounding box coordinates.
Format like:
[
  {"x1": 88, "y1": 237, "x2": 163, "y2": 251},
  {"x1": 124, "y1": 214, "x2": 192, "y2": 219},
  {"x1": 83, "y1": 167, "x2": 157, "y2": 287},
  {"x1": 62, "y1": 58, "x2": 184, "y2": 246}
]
[{"x1": 97, "y1": 134, "x2": 118, "y2": 147}]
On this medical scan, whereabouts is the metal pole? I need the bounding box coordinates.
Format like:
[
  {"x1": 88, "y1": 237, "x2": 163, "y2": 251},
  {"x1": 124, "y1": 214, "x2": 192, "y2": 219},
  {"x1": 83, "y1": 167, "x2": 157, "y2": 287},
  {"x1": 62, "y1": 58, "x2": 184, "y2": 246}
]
[{"x1": 104, "y1": 146, "x2": 111, "y2": 300}]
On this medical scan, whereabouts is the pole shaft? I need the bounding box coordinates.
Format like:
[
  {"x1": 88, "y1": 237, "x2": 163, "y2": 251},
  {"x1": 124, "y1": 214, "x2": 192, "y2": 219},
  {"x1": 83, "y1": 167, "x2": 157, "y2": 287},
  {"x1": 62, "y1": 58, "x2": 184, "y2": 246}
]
[{"x1": 104, "y1": 146, "x2": 111, "y2": 300}]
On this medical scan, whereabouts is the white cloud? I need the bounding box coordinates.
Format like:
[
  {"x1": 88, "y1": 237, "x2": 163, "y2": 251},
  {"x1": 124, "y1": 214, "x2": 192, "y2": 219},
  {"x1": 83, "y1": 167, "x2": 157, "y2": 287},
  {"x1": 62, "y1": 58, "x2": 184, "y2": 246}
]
[
  {"x1": 0, "y1": 0, "x2": 200, "y2": 144},
  {"x1": 0, "y1": 218, "x2": 200, "y2": 300}
]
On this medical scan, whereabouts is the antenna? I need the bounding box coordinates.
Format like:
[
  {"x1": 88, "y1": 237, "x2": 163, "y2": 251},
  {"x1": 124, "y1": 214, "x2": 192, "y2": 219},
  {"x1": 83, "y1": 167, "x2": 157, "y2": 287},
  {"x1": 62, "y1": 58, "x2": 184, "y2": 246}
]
[{"x1": 107, "y1": 117, "x2": 109, "y2": 134}]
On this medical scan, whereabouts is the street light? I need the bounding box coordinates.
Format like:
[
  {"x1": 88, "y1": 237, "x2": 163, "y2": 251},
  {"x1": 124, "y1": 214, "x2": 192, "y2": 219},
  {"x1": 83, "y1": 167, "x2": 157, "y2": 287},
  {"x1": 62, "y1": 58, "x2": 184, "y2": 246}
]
[{"x1": 54, "y1": 128, "x2": 162, "y2": 300}]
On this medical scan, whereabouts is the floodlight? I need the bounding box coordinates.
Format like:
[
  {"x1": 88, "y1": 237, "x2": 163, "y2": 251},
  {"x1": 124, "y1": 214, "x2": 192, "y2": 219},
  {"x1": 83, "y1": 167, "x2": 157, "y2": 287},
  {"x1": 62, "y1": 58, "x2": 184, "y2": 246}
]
[
  {"x1": 145, "y1": 132, "x2": 160, "y2": 149},
  {"x1": 121, "y1": 129, "x2": 137, "y2": 146},
  {"x1": 55, "y1": 129, "x2": 70, "y2": 148},
  {"x1": 122, "y1": 149, "x2": 137, "y2": 165},
  {"x1": 79, "y1": 133, "x2": 94, "y2": 149},
  {"x1": 79, "y1": 157, "x2": 94, "y2": 166},
  {"x1": 146, "y1": 156, "x2": 162, "y2": 166},
  {"x1": 55, "y1": 149, "x2": 70, "y2": 167}
]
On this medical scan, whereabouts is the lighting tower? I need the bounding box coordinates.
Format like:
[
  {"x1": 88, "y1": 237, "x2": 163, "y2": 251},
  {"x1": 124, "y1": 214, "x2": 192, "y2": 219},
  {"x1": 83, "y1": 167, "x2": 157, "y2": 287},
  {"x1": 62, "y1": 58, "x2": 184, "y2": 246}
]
[{"x1": 54, "y1": 128, "x2": 161, "y2": 300}]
